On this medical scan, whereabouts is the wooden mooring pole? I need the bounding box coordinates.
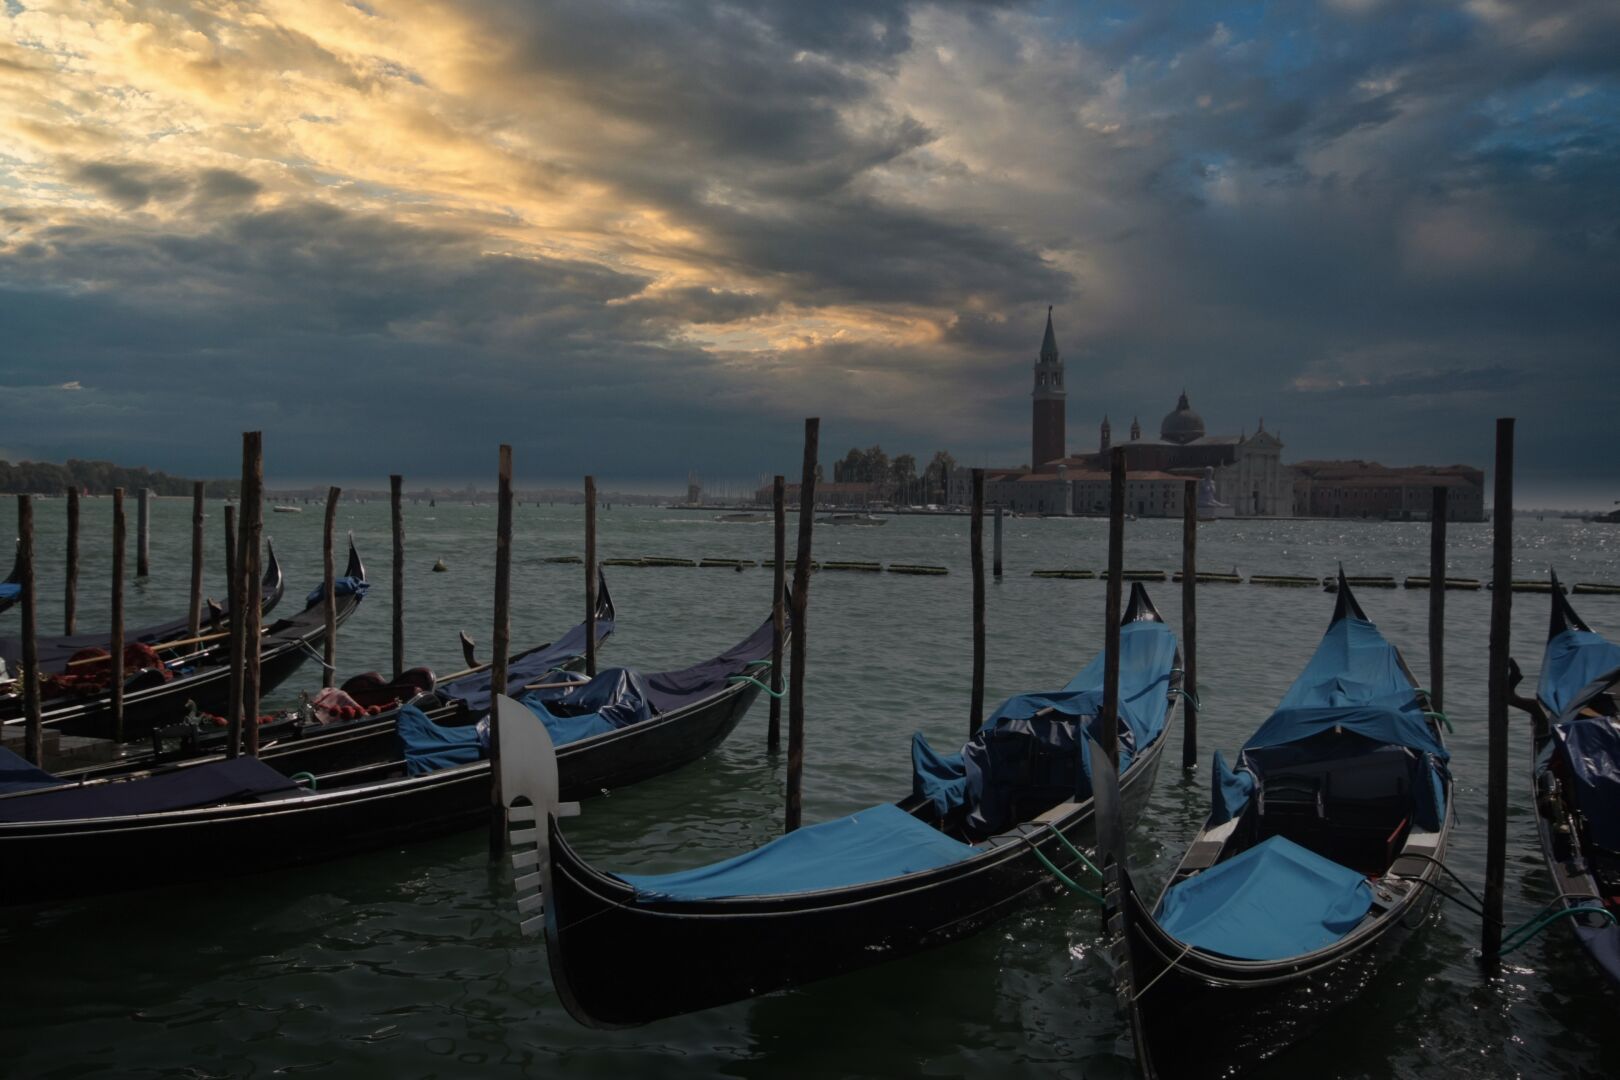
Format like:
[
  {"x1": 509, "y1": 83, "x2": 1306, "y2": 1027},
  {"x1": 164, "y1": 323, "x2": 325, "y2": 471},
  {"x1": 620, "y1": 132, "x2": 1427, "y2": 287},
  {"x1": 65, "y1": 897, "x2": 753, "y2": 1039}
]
[
  {"x1": 1483, "y1": 418, "x2": 1514, "y2": 961},
  {"x1": 63, "y1": 486, "x2": 78, "y2": 635},
  {"x1": 970, "y1": 468, "x2": 986, "y2": 735},
  {"x1": 241, "y1": 433, "x2": 264, "y2": 756},
  {"x1": 585, "y1": 475, "x2": 597, "y2": 677},
  {"x1": 992, "y1": 505, "x2": 1003, "y2": 579},
  {"x1": 17, "y1": 496, "x2": 43, "y2": 765},
  {"x1": 1429, "y1": 486, "x2": 1448, "y2": 714},
  {"x1": 1181, "y1": 479, "x2": 1199, "y2": 769},
  {"x1": 323, "y1": 486, "x2": 340, "y2": 688},
  {"x1": 768, "y1": 474, "x2": 785, "y2": 754},
  {"x1": 136, "y1": 487, "x2": 150, "y2": 578},
  {"x1": 490, "y1": 445, "x2": 514, "y2": 855},
  {"x1": 785, "y1": 419, "x2": 818, "y2": 834},
  {"x1": 111, "y1": 488, "x2": 126, "y2": 743},
  {"x1": 391, "y1": 474, "x2": 405, "y2": 679},
  {"x1": 188, "y1": 482, "x2": 205, "y2": 636},
  {"x1": 1101, "y1": 448, "x2": 1125, "y2": 769},
  {"x1": 225, "y1": 502, "x2": 241, "y2": 759}
]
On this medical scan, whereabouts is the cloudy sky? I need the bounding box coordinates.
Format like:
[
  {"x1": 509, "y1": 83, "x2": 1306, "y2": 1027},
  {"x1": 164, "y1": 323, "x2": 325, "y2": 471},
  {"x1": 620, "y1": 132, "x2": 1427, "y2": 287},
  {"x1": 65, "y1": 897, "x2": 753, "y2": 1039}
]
[{"x1": 2, "y1": 1, "x2": 1616, "y2": 502}]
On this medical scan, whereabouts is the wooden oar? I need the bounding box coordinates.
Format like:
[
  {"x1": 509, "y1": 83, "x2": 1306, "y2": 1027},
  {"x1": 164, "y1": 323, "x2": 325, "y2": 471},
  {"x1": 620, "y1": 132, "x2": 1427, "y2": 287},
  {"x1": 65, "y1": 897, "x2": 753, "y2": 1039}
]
[{"x1": 64, "y1": 627, "x2": 258, "y2": 667}]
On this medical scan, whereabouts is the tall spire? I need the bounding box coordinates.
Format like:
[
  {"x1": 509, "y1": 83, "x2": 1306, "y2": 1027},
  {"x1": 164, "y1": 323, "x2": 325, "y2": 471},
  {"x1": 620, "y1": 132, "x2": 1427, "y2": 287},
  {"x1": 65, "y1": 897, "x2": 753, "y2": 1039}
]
[
  {"x1": 1040, "y1": 305, "x2": 1059, "y2": 363},
  {"x1": 1031, "y1": 305, "x2": 1067, "y2": 472}
]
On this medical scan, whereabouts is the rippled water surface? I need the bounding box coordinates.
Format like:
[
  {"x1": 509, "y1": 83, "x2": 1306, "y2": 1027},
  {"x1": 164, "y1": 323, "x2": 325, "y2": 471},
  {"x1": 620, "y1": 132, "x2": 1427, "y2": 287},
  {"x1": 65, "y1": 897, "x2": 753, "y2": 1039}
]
[{"x1": 2, "y1": 498, "x2": 1618, "y2": 1078}]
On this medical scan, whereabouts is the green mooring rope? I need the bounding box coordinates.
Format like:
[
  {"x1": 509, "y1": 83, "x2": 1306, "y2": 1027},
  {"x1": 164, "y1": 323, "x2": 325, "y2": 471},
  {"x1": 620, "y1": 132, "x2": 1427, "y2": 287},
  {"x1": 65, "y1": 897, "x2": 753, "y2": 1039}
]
[
  {"x1": 290, "y1": 772, "x2": 317, "y2": 790},
  {"x1": 727, "y1": 672, "x2": 785, "y2": 699},
  {"x1": 1498, "y1": 904, "x2": 1617, "y2": 957},
  {"x1": 1424, "y1": 710, "x2": 1453, "y2": 733},
  {"x1": 1170, "y1": 687, "x2": 1202, "y2": 709},
  {"x1": 1044, "y1": 824, "x2": 1105, "y2": 881}
]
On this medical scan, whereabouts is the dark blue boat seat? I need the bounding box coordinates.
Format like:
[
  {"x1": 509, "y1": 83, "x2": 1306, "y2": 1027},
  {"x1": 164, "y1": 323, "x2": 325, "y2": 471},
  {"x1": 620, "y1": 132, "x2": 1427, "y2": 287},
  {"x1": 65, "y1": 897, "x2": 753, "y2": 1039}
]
[
  {"x1": 0, "y1": 746, "x2": 60, "y2": 795},
  {"x1": 618, "y1": 803, "x2": 977, "y2": 901},
  {"x1": 1157, "y1": 835, "x2": 1374, "y2": 960},
  {"x1": 0, "y1": 757, "x2": 298, "y2": 823},
  {"x1": 1553, "y1": 717, "x2": 1620, "y2": 854}
]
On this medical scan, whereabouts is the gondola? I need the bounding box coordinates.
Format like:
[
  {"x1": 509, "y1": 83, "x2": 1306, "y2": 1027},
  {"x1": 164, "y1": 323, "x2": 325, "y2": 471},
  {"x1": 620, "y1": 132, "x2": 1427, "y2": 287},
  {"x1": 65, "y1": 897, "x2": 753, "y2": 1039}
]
[
  {"x1": 0, "y1": 604, "x2": 774, "y2": 907},
  {"x1": 1508, "y1": 575, "x2": 1620, "y2": 986},
  {"x1": 0, "y1": 541, "x2": 285, "y2": 675},
  {"x1": 0, "y1": 539, "x2": 20, "y2": 614},
  {"x1": 1110, "y1": 573, "x2": 1453, "y2": 1079},
  {"x1": 51, "y1": 573, "x2": 618, "y2": 783},
  {"x1": 496, "y1": 584, "x2": 1181, "y2": 1028},
  {"x1": 0, "y1": 541, "x2": 354, "y2": 743}
]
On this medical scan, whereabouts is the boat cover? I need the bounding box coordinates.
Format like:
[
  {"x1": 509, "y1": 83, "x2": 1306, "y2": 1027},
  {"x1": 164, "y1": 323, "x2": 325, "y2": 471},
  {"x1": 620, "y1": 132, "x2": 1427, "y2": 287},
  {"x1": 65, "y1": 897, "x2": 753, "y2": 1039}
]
[
  {"x1": 910, "y1": 617, "x2": 1176, "y2": 830},
  {"x1": 1539, "y1": 626, "x2": 1620, "y2": 721},
  {"x1": 1217, "y1": 607, "x2": 1447, "y2": 826},
  {"x1": 396, "y1": 703, "x2": 489, "y2": 776},
  {"x1": 641, "y1": 616, "x2": 775, "y2": 713},
  {"x1": 304, "y1": 576, "x2": 370, "y2": 608},
  {"x1": 0, "y1": 746, "x2": 59, "y2": 794},
  {"x1": 1157, "y1": 835, "x2": 1373, "y2": 960},
  {"x1": 1552, "y1": 717, "x2": 1620, "y2": 853},
  {"x1": 518, "y1": 667, "x2": 652, "y2": 745},
  {"x1": 1209, "y1": 749, "x2": 1256, "y2": 826},
  {"x1": 618, "y1": 803, "x2": 977, "y2": 901},
  {"x1": 0, "y1": 757, "x2": 298, "y2": 823},
  {"x1": 437, "y1": 617, "x2": 615, "y2": 715},
  {"x1": 0, "y1": 583, "x2": 18, "y2": 601}
]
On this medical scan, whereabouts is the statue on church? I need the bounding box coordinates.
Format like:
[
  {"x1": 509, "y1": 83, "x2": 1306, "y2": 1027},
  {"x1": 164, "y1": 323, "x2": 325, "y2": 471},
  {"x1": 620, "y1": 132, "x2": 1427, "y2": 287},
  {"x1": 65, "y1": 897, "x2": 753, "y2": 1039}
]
[{"x1": 1197, "y1": 466, "x2": 1232, "y2": 520}]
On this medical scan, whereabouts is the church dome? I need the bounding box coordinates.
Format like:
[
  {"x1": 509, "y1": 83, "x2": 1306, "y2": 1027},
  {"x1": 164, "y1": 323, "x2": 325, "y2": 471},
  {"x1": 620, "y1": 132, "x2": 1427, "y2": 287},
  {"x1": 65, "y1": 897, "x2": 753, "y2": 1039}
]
[{"x1": 1160, "y1": 391, "x2": 1205, "y2": 444}]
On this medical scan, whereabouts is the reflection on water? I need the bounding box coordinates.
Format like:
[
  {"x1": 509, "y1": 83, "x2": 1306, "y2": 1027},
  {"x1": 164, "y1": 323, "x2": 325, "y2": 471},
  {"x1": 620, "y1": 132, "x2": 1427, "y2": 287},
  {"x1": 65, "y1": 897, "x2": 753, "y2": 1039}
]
[{"x1": 1, "y1": 501, "x2": 1618, "y2": 1077}]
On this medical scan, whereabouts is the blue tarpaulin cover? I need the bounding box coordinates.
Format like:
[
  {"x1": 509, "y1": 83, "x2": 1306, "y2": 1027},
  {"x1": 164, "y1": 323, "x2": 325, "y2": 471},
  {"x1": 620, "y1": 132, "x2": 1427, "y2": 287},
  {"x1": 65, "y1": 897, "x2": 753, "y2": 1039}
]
[
  {"x1": 305, "y1": 576, "x2": 370, "y2": 608},
  {"x1": 618, "y1": 803, "x2": 977, "y2": 901},
  {"x1": 0, "y1": 583, "x2": 19, "y2": 601},
  {"x1": 1210, "y1": 749, "x2": 1256, "y2": 826},
  {"x1": 1539, "y1": 627, "x2": 1620, "y2": 722},
  {"x1": 518, "y1": 667, "x2": 653, "y2": 745},
  {"x1": 0, "y1": 746, "x2": 60, "y2": 794},
  {"x1": 397, "y1": 703, "x2": 487, "y2": 776},
  {"x1": 1553, "y1": 717, "x2": 1620, "y2": 852},
  {"x1": 911, "y1": 733, "x2": 967, "y2": 814},
  {"x1": 1157, "y1": 835, "x2": 1374, "y2": 960},
  {"x1": 0, "y1": 757, "x2": 298, "y2": 822},
  {"x1": 437, "y1": 617, "x2": 617, "y2": 715}
]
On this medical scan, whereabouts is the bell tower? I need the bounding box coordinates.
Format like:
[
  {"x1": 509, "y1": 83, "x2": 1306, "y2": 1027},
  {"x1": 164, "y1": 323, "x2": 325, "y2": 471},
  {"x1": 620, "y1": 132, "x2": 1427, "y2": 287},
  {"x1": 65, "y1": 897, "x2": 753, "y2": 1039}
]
[{"x1": 1031, "y1": 307, "x2": 1066, "y2": 471}]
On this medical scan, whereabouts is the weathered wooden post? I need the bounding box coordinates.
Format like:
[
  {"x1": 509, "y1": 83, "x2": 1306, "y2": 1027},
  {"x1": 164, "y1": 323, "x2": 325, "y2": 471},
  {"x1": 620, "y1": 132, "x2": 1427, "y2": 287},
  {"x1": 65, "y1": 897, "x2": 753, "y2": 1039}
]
[
  {"x1": 1100, "y1": 449, "x2": 1125, "y2": 766},
  {"x1": 225, "y1": 502, "x2": 241, "y2": 758},
  {"x1": 391, "y1": 474, "x2": 405, "y2": 679},
  {"x1": 187, "y1": 482, "x2": 205, "y2": 636},
  {"x1": 785, "y1": 419, "x2": 819, "y2": 834},
  {"x1": 585, "y1": 475, "x2": 597, "y2": 677},
  {"x1": 1181, "y1": 479, "x2": 1199, "y2": 769},
  {"x1": 1483, "y1": 419, "x2": 1514, "y2": 960},
  {"x1": 322, "y1": 486, "x2": 341, "y2": 688},
  {"x1": 992, "y1": 504, "x2": 1004, "y2": 579},
  {"x1": 136, "y1": 487, "x2": 151, "y2": 578},
  {"x1": 1429, "y1": 486, "x2": 1448, "y2": 714},
  {"x1": 64, "y1": 486, "x2": 78, "y2": 634},
  {"x1": 17, "y1": 496, "x2": 43, "y2": 765},
  {"x1": 490, "y1": 445, "x2": 514, "y2": 855},
  {"x1": 970, "y1": 468, "x2": 986, "y2": 734},
  {"x1": 768, "y1": 474, "x2": 785, "y2": 754},
  {"x1": 111, "y1": 488, "x2": 126, "y2": 742},
  {"x1": 241, "y1": 433, "x2": 264, "y2": 756}
]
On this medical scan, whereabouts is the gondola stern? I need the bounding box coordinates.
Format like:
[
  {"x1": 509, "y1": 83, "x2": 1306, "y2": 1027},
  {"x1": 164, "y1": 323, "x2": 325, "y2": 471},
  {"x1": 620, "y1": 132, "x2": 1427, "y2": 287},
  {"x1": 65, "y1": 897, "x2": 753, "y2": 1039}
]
[
  {"x1": 1122, "y1": 581, "x2": 1162, "y2": 624},
  {"x1": 1330, "y1": 566, "x2": 1368, "y2": 624},
  {"x1": 261, "y1": 539, "x2": 286, "y2": 608},
  {"x1": 343, "y1": 531, "x2": 365, "y2": 582},
  {"x1": 595, "y1": 567, "x2": 615, "y2": 624},
  {"x1": 1548, "y1": 569, "x2": 1589, "y2": 640}
]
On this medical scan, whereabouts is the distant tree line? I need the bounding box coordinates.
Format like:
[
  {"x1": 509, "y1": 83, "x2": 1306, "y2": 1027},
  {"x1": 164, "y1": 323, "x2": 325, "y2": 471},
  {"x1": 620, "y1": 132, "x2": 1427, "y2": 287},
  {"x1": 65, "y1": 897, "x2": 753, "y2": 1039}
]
[
  {"x1": 0, "y1": 458, "x2": 237, "y2": 497},
  {"x1": 831, "y1": 445, "x2": 957, "y2": 502}
]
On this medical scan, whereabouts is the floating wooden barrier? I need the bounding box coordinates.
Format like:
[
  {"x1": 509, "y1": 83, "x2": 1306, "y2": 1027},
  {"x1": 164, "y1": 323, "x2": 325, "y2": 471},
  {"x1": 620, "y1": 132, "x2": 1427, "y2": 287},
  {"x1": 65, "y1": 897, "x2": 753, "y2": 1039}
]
[
  {"x1": 601, "y1": 557, "x2": 644, "y2": 567},
  {"x1": 821, "y1": 560, "x2": 881, "y2": 572},
  {"x1": 888, "y1": 563, "x2": 948, "y2": 576},
  {"x1": 1573, "y1": 582, "x2": 1620, "y2": 595},
  {"x1": 1250, "y1": 574, "x2": 1318, "y2": 587},
  {"x1": 1323, "y1": 575, "x2": 1398, "y2": 592},
  {"x1": 1122, "y1": 569, "x2": 1167, "y2": 582},
  {"x1": 1403, "y1": 576, "x2": 1482, "y2": 590},
  {"x1": 1174, "y1": 571, "x2": 1242, "y2": 584},
  {"x1": 1032, "y1": 569, "x2": 1093, "y2": 579},
  {"x1": 700, "y1": 557, "x2": 757, "y2": 568},
  {"x1": 1490, "y1": 579, "x2": 1566, "y2": 594},
  {"x1": 544, "y1": 555, "x2": 583, "y2": 564},
  {"x1": 642, "y1": 556, "x2": 698, "y2": 567}
]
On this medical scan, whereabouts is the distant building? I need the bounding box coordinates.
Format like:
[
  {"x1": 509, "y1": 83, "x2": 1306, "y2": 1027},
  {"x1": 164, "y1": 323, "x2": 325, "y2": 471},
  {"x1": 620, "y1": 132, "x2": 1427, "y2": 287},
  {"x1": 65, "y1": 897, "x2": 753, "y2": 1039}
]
[
  {"x1": 1031, "y1": 307, "x2": 1066, "y2": 473},
  {"x1": 754, "y1": 480, "x2": 884, "y2": 507},
  {"x1": 1292, "y1": 461, "x2": 1485, "y2": 521},
  {"x1": 1069, "y1": 469, "x2": 1189, "y2": 518},
  {"x1": 987, "y1": 467, "x2": 1072, "y2": 515}
]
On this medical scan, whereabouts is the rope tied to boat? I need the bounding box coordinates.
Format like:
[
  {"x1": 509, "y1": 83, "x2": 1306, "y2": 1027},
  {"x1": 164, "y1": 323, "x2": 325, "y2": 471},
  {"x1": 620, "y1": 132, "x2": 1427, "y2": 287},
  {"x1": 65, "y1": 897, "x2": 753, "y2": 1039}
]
[
  {"x1": 293, "y1": 638, "x2": 334, "y2": 672},
  {"x1": 726, "y1": 664, "x2": 783, "y2": 699},
  {"x1": 1423, "y1": 710, "x2": 1452, "y2": 733},
  {"x1": 1168, "y1": 687, "x2": 1202, "y2": 709},
  {"x1": 289, "y1": 772, "x2": 317, "y2": 790},
  {"x1": 1021, "y1": 832, "x2": 1104, "y2": 905},
  {"x1": 1497, "y1": 903, "x2": 1618, "y2": 957}
]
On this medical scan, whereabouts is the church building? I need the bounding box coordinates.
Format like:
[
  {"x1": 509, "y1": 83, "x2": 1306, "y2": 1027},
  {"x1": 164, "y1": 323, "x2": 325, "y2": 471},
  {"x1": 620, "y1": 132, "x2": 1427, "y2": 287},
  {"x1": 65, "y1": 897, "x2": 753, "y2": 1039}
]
[{"x1": 1031, "y1": 306, "x2": 1066, "y2": 473}]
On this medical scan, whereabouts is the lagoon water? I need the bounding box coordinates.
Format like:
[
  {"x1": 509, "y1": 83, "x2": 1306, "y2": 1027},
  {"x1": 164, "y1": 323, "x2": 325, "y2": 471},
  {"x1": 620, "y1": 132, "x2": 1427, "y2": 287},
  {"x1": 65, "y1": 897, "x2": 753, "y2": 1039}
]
[{"x1": 2, "y1": 497, "x2": 1618, "y2": 1078}]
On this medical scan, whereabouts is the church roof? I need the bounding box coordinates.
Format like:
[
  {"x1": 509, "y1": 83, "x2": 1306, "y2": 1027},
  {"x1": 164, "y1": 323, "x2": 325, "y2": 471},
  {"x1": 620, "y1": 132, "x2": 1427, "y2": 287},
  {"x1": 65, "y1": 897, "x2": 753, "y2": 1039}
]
[
  {"x1": 1040, "y1": 306, "x2": 1059, "y2": 363},
  {"x1": 1160, "y1": 390, "x2": 1206, "y2": 444}
]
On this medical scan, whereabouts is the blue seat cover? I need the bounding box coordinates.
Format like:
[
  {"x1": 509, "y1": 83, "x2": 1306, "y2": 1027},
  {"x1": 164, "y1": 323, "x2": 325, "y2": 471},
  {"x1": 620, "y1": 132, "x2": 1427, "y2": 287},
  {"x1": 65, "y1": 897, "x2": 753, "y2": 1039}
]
[
  {"x1": 0, "y1": 583, "x2": 19, "y2": 601},
  {"x1": 0, "y1": 757, "x2": 298, "y2": 823},
  {"x1": 304, "y1": 576, "x2": 370, "y2": 607},
  {"x1": 0, "y1": 746, "x2": 60, "y2": 794},
  {"x1": 1553, "y1": 717, "x2": 1620, "y2": 852},
  {"x1": 618, "y1": 804, "x2": 977, "y2": 901},
  {"x1": 1157, "y1": 835, "x2": 1373, "y2": 960}
]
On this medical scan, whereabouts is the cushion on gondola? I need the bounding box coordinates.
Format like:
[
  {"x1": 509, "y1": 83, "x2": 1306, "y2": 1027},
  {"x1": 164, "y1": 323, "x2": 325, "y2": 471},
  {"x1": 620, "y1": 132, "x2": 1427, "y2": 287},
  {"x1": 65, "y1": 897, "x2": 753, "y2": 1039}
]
[
  {"x1": 0, "y1": 746, "x2": 60, "y2": 794},
  {"x1": 1156, "y1": 836, "x2": 1373, "y2": 960},
  {"x1": 617, "y1": 803, "x2": 977, "y2": 901},
  {"x1": 1539, "y1": 628, "x2": 1620, "y2": 720},
  {"x1": 517, "y1": 667, "x2": 653, "y2": 745},
  {"x1": 304, "y1": 576, "x2": 370, "y2": 608},
  {"x1": 397, "y1": 703, "x2": 487, "y2": 775},
  {"x1": 1553, "y1": 717, "x2": 1620, "y2": 852},
  {"x1": 0, "y1": 757, "x2": 298, "y2": 823}
]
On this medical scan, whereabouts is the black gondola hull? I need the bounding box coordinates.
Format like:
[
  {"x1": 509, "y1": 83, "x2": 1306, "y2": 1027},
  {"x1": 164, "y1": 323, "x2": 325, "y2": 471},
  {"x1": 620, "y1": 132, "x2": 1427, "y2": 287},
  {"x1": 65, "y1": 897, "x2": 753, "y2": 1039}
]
[{"x1": 542, "y1": 726, "x2": 1168, "y2": 1028}]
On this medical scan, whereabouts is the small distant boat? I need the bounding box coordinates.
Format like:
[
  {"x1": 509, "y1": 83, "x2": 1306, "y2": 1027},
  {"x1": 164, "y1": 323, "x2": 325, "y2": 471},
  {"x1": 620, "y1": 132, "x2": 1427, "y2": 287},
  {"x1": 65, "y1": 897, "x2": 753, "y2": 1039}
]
[
  {"x1": 815, "y1": 513, "x2": 886, "y2": 526},
  {"x1": 272, "y1": 505, "x2": 303, "y2": 514},
  {"x1": 714, "y1": 512, "x2": 768, "y2": 524}
]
